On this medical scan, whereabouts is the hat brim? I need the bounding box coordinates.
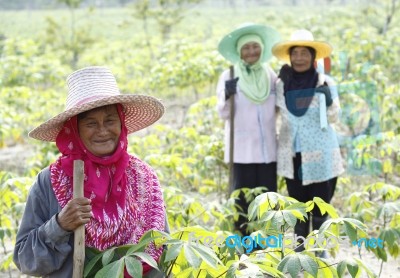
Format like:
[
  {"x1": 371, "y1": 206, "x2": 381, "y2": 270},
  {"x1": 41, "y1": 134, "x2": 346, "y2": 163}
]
[
  {"x1": 218, "y1": 24, "x2": 280, "y2": 63},
  {"x1": 272, "y1": 40, "x2": 332, "y2": 62},
  {"x1": 28, "y1": 94, "x2": 165, "y2": 142}
]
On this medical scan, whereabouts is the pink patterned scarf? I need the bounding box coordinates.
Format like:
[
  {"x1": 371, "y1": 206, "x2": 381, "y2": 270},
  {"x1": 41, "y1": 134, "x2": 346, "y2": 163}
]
[{"x1": 50, "y1": 105, "x2": 165, "y2": 260}]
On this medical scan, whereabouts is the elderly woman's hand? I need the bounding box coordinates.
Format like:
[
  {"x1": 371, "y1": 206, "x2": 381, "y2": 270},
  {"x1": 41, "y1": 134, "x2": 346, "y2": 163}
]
[
  {"x1": 57, "y1": 197, "x2": 92, "y2": 232},
  {"x1": 315, "y1": 85, "x2": 333, "y2": 106},
  {"x1": 225, "y1": 77, "x2": 239, "y2": 100}
]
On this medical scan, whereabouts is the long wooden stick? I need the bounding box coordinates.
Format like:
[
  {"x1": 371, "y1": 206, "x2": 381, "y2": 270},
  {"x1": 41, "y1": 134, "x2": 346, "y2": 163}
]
[
  {"x1": 228, "y1": 65, "x2": 235, "y2": 195},
  {"x1": 73, "y1": 160, "x2": 85, "y2": 278}
]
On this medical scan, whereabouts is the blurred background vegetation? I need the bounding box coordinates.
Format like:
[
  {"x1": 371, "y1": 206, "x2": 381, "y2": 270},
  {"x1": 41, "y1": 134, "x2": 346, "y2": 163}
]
[{"x1": 0, "y1": 0, "x2": 399, "y2": 277}]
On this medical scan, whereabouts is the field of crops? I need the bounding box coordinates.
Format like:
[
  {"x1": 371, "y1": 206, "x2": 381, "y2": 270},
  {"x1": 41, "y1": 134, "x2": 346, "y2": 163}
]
[{"x1": 0, "y1": 1, "x2": 399, "y2": 277}]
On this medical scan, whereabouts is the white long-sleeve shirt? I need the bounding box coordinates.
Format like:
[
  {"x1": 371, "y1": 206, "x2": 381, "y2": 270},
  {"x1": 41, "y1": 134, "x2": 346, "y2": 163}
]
[{"x1": 216, "y1": 65, "x2": 278, "y2": 164}]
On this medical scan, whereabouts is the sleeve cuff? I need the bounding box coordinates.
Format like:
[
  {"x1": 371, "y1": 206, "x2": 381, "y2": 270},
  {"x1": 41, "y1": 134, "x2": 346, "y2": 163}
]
[{"x1": 44, "y1": 214, "x2": 72, "y2": 244}]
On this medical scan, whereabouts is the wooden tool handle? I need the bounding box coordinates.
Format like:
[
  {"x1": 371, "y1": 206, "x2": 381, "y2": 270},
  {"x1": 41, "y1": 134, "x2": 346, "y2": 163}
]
[
  {"x1": 228, "y1": 65, "x2": 235, "y2": 194},
  {"x1": 72, "y1": 160, "x2": 85, "y2": 278}
]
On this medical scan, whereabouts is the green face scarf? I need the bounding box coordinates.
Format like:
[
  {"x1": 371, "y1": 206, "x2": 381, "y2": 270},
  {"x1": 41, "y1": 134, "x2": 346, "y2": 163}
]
[{"x1": 234, "y1": 35, "x2": 271, "y2": 104}]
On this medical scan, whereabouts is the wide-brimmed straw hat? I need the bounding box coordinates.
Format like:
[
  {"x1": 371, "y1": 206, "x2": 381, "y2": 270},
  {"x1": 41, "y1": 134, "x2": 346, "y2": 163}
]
[
  {"x1": 218, "y1": 23, "x2": 280, "y2": 63},
  {"x1": 29, "y1": 66, "x2": 165, "y2": 141},
  {"x1": 272, "y1": 29, "x2": 332, "y2": 62}
]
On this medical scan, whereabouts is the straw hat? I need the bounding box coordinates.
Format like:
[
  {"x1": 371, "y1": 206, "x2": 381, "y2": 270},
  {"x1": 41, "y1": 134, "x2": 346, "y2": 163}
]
[
  {"x1": 272, "y1": 29, "x2": 332, "y2": 62},
  {"x1": 218, "y1": 23, "x2": 280, "y2": 63},
  {"x1": 29, "y1": 66, "x2": 165, "y2": 141}
]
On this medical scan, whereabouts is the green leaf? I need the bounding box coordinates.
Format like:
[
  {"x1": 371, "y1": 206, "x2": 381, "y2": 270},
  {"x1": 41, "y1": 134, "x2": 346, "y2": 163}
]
[
  {"x1": 85, "y1": 247, "x2": 101, "y2": 259},
  {"x1": 190, "y1": 242, "x2": 221, "y2": 268},
  {"x1": 313, "y1": 197, "x2": 339, "y2": 218},
  {"x1": 183, "y1": 243, "x2": 201, "y2": 268},
  {"x1": 305, "y1": 201, "x2": 315, "y2": 212},
  {"x1": 125, "y1": 257, "x2": 143, "y2": 278},
  {"x1": 317, "y1": 259, "x2": 337, "y2": 278},
  {"x1": 313, "y1": 197, "x2": 327, "y2": 215},
  {"x1": 377, "y1": 202, "x2": 400, "y2": 218},
  {"x1": 343, "y1": 221, "x2": 357, "y2": 242},
  {"x1": 247, "y1": 197, "x2": 259, "y2": 220},
  {"x1": 132, "y1": 252, "x2": 159, "y2": 270},
  {"x1": 375, "y1": 246, "x2": 388, "y2": 262},
  {"x1": 379, "y1": 228, "x2": 395, "y2": 246},
  {"x1": 175, "y1": 267, "x2": 194, "y2": 278},
  {"x1": 343, "y1": 218, "x2": 368, "y2": 233},
  {"x1": 101, "y1": 247, "x2": 116, "y2": 266},
  {"x1": 95, "y1": 259, "x2": 124, "y2": 278},
  {"x1": 345, "y1": 259, "x2": 359, "y2": 278},
  {"x1": 84, "y1": 252, "x2": 103, "y2": 277},
  {"x1": 258, "y1": 264, "x2": 284, "y2": 277},
  {"x1": 126, "y1": 232, "x2": 161, "y2": 255},
  {"x1": 298, "y1": 254, "x2": 318, "y2": 277},
  {"x1": 164, "y1": 242, "x2": 183, "y2": 262},
  {"x1": 260, "y1": 210, "x2": 276, "y2": 222},
  {"x1": 388, "y1": 241, "x2": 399, "y2": 257},
  {"x1": 226, "y1": 262, "x2": 239, "y2": 278},
  {"x1": 282, "y1": 210, "x2": 298, "y2": 227},
  {"x1": 337, "y1": 261, "x2": 347, "y2": 278},
  {"x1": 278, "y1": 254, "x2": 301, "y2": 278},
  {"x1": 265, "y1": 211, "x2": 284, "y2": 228},
  {"x1": 353, "y1": 258, "x2": 378, "y2": 278},
  {"x1": 285, "y1": 202, "x2": 308, "y2": 220}
]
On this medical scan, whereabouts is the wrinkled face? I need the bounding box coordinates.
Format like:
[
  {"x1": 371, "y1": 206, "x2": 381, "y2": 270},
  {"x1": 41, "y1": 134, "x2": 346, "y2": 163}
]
[
  {"x1": 240, "y1": 42, "x2": 262, "y2": 65},
  {"x1": 78, "y1": 105, "x2": 121, "y2": 157},
  {"x1": 290, "y1": 46, "x2": 313, "y2": 72}
]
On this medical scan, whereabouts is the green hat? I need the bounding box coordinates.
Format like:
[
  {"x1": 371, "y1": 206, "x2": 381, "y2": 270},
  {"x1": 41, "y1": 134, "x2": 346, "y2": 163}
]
[{"x1": 218, "y1": 23, "x2": 280, "y2": 63}]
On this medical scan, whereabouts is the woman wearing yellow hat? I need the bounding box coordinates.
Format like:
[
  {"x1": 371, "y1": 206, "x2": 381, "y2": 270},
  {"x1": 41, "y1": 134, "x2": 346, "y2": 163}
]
[
  {"x1": 216, "y1": 23, "x2": 280, "y2": 235},
  {"x1": 272, "y1": 30, "x2": 344, "y2": 254}
]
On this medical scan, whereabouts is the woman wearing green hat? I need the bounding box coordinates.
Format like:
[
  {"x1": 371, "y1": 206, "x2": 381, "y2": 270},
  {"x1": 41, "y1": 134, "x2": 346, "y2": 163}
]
[
  {"x1": 216, "y1": 23, "x2": 280, "y2": 235},
  {"x1": 272, "y1": 30, "x2": 344, "y2": 254}
]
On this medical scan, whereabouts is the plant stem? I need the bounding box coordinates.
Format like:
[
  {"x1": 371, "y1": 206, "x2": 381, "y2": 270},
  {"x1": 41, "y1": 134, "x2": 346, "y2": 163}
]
[
  {"x1": 378, "y1": 259, "x2": 384, "y2": 277},
  {"x1": 166, "y1": 232, "x2": 183, "y2": 277}
]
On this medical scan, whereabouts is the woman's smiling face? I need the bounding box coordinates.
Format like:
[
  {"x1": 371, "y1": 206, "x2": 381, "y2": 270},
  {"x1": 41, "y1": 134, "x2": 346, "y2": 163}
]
[
  {"x1": 240, "y1": 42, "x2": 262, "y2": 64},
  {"x1": 78, "y1": 105, "x2": 121, "y2": 157},
  {"x1": 290, "y1": 46, "x2": 313, "y2": 72}
]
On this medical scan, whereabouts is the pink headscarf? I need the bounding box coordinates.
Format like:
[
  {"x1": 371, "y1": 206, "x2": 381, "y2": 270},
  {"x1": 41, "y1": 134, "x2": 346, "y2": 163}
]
[{"x1": 53, "y1": 104, "x2": 129, "y2": 219}]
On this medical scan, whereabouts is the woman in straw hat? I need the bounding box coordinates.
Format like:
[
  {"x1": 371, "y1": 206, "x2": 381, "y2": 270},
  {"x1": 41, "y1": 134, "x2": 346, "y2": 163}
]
[
  {"x1": 216, "y1": 23, "x2": 280, "y2": 235},
  {"x1": 272, "y1": 30, "x2": 344, "y2": 253},
  {"x1": 13, "y1": 66, "x2": 167, "y2": 277}
]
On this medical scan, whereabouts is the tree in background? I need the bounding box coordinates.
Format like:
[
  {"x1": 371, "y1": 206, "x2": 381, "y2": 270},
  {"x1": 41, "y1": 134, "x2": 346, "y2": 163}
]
[
  {"x1": 44, "y1": 0, "x2": 94, "y2": 68},
  {"x1": 362, "y1": 0, "x2": 399, "y2": 34},
  {"x1": 132, "y1": 0, "x2": 204, "y2": 42}
]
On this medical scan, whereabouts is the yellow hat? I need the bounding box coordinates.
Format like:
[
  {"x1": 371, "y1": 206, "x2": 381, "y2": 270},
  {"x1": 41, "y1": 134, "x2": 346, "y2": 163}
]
[{"x1": 272, "y1": 29, "x2": 332, "y2": 62}]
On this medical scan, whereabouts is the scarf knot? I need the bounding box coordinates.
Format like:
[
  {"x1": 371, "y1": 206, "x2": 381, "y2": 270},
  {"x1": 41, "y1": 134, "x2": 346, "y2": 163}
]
[{"x1": 234, "y1": 60, "x2": 271, "y2": 104}]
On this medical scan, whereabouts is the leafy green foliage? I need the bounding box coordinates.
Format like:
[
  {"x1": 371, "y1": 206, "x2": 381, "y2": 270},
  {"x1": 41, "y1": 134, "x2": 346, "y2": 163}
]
[{"x1": 1, "y1": 2, "x2": 399, "y2": 277}]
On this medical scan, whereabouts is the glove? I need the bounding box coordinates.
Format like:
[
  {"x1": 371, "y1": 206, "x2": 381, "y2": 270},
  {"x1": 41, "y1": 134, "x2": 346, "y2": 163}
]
[
  {"x1": 225, "y1": 77, "x2": 239, "y2": 100},
  {"x1": 315, "y1": 85, "x2": 333, "y2": 106},
  {"x1": 278, "y1": 64, "x2": 293, "y2": 85}
]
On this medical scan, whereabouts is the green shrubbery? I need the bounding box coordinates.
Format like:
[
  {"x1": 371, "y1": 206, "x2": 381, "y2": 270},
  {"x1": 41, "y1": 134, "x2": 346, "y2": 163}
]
[{"x1": 1, "y1": 3, "x2": 399, "y2": 277}]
